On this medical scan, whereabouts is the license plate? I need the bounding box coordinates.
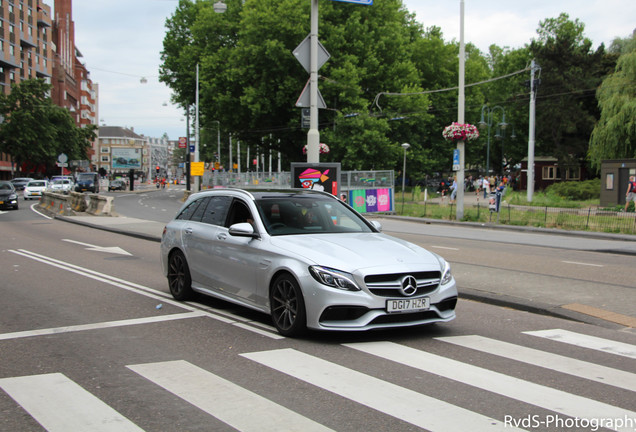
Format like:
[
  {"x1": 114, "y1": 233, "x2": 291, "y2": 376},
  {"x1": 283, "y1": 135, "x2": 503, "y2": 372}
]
[
  {"x1": 0, "y1": 201, "x2": 3, "y2": 204},
  {"x1": 386, "y1": 297, "x2": 430, "y2": 313}
]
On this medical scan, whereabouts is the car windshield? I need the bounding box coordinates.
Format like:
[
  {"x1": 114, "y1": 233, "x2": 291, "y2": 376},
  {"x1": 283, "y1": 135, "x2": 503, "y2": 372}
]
[
  {"x1": 77, "y1": 174, "x2": 94, "y2": 180},
  {"x1": 0, "y1": 182, "x2": 12, "y2": 190},
  {"x1": 52, "y1": 180, "x2": 69, "y2": 185},
  {"x1": 29, "y1": 181, "x2": 46, "y2": 187},
  {"x1": 255, "y1": 195, "x2": 373, "y2": 236}
]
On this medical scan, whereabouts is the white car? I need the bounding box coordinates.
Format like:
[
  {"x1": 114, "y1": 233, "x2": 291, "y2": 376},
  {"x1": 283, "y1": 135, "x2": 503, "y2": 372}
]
[
  {"x1": 23, "y1": 180, "x2": 48, "y2": 200},
  {"x1": 48, "y1": 178, "x2": 73, "y2": 194},
  {"x1": 160, "y1": 188, "x2": 457, "y2": 336}
]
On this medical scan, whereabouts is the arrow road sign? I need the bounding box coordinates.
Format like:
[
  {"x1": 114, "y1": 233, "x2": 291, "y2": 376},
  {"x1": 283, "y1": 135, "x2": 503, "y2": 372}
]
[{"x1": 62, "y1": 239, "x2": 132, "y2": 256}]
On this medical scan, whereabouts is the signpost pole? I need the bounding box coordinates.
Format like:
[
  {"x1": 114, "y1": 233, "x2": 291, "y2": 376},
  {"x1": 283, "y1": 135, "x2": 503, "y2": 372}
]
[{"x1": 307, "y1": 0, "x2": 320, "y2": 163}]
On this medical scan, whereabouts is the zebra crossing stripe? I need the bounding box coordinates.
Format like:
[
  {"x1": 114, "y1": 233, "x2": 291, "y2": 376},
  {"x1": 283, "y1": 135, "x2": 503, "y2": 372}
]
[
  {"x1": 436, "y1": 335, "x2": 636, "y2": 392},
  {"x1": 0, "y1": 373, "x2": 143, "y2": 432},
  {"x1": 127, "y1": 360, "x2": 332, "y2": 432},
  {"x1": 523, "y1": 329, "x2": 636, "y2": 359},
  {"x1": 241, "y1": 348, "x2": 524, "y2": 432},
  {"x1": 345, "y1": 341, "x2": 636, "y2": 431}
]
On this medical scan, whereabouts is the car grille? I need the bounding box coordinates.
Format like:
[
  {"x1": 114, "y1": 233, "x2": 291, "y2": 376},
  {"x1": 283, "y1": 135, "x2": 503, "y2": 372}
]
[{"x1": 364, "y1": 271, "x2": 441, "y2": 297}]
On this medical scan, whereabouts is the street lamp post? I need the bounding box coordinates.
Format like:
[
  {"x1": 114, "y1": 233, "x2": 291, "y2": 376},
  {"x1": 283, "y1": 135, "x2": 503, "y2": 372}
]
[
  {"x1": 479, "y1": 105, "x2": 507, "y2": 176},
  {"x1": 401, "y1": 143, "x2": 410, "y2": 212}
]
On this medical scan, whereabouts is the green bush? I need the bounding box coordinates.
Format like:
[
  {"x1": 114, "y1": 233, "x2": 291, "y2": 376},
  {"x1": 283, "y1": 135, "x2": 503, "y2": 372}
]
[{"x1": 545, "y1": 179, "x2": 600, "y2": 201}]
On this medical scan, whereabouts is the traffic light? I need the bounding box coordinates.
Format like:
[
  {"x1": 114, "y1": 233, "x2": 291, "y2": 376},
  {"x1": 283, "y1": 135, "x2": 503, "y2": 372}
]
[{"x1": 155, "y1": 166, "x2": 160, "y2": 174}]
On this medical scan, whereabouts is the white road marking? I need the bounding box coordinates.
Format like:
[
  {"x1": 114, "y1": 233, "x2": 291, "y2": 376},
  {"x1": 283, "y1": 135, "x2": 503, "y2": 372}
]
[
  {"x1": 436, "y1": 334, "x2": 636, "y2": 392},
  {"x1": 8, "y1": 249, "x2": 281, "y2": 339},
  {"x1": 62, "y1": 239, "x2": 132, "y2": 256},
  {"x1": 128, "y1": 360, "x2": 332, "y2": 432},
  {"x1": 345, "y1": 341, "x2": 636, "y2": 430},
  {"x1": 524, "y1": 329, "x2": 636, "y2": 359},
  {"x1": 242, "y1": 348, "x2": 523, "y2": 431},
  {"x1": 561, "y1": 260, "x2": 604, "y2": 267},
  {"x1": 0, "y1": 312, "x2": 206, "y2": 341},
  {"x1": 0, "y1": 373, "x2": 144, "y2": 432},
  {"x1": 431, "y1": 245, "x2": 459, "y2": 250}
]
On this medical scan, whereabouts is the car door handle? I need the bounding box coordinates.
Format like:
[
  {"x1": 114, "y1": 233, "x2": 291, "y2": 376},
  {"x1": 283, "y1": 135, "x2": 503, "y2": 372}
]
[
  {"x1": 185, "y1": 228, "x2": 193, "y2": 235},
  {"x1": 217, "y1": 233, "x2": 227, "y2": 240}
]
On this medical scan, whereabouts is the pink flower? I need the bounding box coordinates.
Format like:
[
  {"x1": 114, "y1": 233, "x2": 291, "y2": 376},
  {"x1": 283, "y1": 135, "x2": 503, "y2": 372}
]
[{"x1": 442, "y1": 122, "x2": 479, "y2": 142}]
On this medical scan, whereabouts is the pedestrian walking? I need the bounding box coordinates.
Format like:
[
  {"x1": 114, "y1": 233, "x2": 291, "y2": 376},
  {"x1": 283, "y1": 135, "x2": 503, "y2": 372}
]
[{"x1": 625, "y1": 175, "x2": 636, "y2": 212}]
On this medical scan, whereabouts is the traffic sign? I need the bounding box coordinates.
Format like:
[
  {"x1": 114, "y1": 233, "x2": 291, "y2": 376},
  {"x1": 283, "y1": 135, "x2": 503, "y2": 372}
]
[
  {"x1": 452, "y1": 149, "x2": 460, "y2": 171},
  {"x1": 178, "y1": 137, "x2": 187, "y2": 149},
  {"x1": 293, "y1": 35, "x2": 330, "y2": 74},
  {"x1": 330, "y1": 0, "x2": 373, "y2": 4},
  {"x1": 190, "y1": 162, "x2": 204, "y2": 176}
]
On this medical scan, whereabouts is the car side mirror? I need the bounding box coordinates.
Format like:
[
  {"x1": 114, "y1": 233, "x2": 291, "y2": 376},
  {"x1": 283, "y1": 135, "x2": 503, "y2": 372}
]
[
  {"x1": 229, "y1": 222, "x2": 259, "y2": 239},
  {"x1": 370, "y1": 220, "x2": 382, "y2": 232}
]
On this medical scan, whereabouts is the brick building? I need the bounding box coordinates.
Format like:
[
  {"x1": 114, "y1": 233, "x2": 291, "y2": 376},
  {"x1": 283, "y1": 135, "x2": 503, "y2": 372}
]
[{"x1": 0, "y1": 0, "x2": 54, "y2": 178}]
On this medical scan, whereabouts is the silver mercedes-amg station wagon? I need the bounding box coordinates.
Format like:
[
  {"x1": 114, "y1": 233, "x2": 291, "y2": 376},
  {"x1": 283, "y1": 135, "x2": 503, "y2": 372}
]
[{"x1": 160, "y1": 188, "x2": 457, "y2": 336}]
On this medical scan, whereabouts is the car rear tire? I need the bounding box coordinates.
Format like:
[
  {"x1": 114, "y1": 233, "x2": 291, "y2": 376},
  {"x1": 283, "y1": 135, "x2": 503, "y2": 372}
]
[
  {"x1": 167, "y1": 250, "x2": 194, "y2": 301},
  {"x1": 270, "y1": 273, "x2": 306, "y2": 337}
]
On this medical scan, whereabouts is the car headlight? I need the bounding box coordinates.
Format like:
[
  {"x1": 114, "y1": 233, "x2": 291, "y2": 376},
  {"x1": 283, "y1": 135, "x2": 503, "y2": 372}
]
[
  {"x1": 440, "y1": 260, "x2": 453, "y2": 285},
  {"x1": 309, "y1": 266, "x2": 360, "y2": 291},
  {"x1": 9, "y1": 193, "x2": 17, "y2": 200}
]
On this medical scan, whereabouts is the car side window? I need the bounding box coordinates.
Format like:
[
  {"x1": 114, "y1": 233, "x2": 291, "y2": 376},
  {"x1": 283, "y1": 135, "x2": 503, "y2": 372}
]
[
  {"x1": 190, "y1": 197, "x2": 210, "y2": 222},
  {"x1": 201, "y1": 196, "x2": 232, "y2": 226},
  {"x1": 176, "y1": 198, "x2": 204, "y2": 221},
  {"x1": 225, "y1": 199, "x2": 254, "y2": 227}
]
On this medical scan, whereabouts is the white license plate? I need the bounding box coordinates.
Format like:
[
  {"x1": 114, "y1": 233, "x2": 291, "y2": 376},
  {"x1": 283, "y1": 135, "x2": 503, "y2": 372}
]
[{"x1": 386, "y1": 297, "x2": 430, "y2": 313}]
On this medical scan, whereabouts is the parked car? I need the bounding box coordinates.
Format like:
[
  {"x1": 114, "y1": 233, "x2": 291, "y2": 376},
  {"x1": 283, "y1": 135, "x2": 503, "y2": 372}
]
[
  {"x1": 160, "y1": 188, "x2": 457, "y2": 336},
  {"x1": 75, "y1": 172, "x2": 100, "y2": 193},
  {"x1": 10, "y1": 177, "x2": 34, "y2": 191},
  {"x1": 0, "y1": 181, "x2": 19, "y2": 210},
  {"x1": 48, "y1": 178, "x2": 73, "y2": 194},
  {"x1": 108, "y1": 179, "x2": 126, "y2": 191},
  {"x1": 23, "y1": 180, "x2": 48, "y2": 200}
]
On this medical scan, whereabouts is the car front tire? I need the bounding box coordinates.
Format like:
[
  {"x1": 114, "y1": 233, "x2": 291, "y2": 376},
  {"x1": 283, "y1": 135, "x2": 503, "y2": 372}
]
[
  {"x1": 167, "y1": 250, "x2": 194, "y2": 301},
  {"x1": 270, "y1": 273, "x2": 307, "y2": 337}
]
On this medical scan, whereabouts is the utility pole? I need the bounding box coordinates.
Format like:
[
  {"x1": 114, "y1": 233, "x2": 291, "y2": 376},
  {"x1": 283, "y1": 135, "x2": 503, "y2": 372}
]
[
  {"x1": 527, "y1": 59, "x2": 539, "y2": 202},
  {"x1": 456, "y1": 0, "x2": 466, "y2": 220}
]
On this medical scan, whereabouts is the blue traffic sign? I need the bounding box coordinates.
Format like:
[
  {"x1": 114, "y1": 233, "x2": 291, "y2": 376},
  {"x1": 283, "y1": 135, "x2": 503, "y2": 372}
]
[{"x1": 330, "y1": 0, "x2": 372, "y2": 5}]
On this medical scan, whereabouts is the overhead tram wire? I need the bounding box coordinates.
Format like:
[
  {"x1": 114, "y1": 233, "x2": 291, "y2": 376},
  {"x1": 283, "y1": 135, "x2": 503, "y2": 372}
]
[{"x1": 372, "y1": 67, "x2": 532, "y2": 112}]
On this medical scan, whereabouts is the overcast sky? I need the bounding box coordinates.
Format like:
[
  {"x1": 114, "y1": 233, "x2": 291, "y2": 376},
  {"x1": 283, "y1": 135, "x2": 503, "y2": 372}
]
[{"x1": 61, "y1": 0, "x2": 635, "y2": 141}]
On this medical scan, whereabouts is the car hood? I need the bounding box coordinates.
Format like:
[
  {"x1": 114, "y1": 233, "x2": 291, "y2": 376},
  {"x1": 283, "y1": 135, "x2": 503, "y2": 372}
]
[
  {"x1": 0, "y1": 190, "x2": 15, "y2": 197},
  {"x1": 269, "y1": 233, "x2": 441, "y2": 273}
]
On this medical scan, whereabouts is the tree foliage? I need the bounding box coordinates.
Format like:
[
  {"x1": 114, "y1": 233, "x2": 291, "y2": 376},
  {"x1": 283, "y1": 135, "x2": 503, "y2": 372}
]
[
  {"x1": 160, "y1": 3, "x2": 622, "y2": 182},
  {"x1": 528, "y1": 13, "x2": 616, "y2": 176},
  {"x1": 0, "y1": 79, "x2": 96, "y2": 175},
  {"x1": 588, "y1": 34, "x2": 636, "y2": 170}
]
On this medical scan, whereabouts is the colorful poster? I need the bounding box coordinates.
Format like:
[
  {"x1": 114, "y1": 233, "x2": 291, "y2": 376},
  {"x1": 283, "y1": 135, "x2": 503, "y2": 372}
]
[
  {"x1": 350, "y1": 189, "x2": 367, "y2": 213},
  {"x1": 291, "y1": 163, "x2": 341, "y2": 196},
  {"x1": 376, "y1": 188, "x2": 392, "y2": 212},
  {"x1": 365, "y1": 189, "x2": 378, "y2": 213}
]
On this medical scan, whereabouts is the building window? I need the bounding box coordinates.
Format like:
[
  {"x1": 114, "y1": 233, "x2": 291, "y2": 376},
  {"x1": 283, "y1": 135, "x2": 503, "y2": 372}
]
[
  {"x1": 101, "y1": 147, "x2": 110, "y2": 153},
  {"x1": 101, "y1": 155, "x2": 110, "y2": 163},
  {"x1": 542, "y1": 166, "x2": 560, "y2": 180},
  {"x1": 605, "y1": 173, "x2": 614, "y2": 190}
]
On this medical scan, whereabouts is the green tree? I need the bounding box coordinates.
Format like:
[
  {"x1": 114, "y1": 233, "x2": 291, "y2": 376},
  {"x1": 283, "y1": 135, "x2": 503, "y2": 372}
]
[
  {"x1": 529, "y1": 13, "x2": 616, "y2": 177},
  {"x1": 588, "y1": 34, "x2": 636, "y2": 170},
  {"x1": 0, "y1": 79, "x2": 96, "y2": 176},
  {"x1": 160, "y1": 0, "x2": 473, "y2": 174}
]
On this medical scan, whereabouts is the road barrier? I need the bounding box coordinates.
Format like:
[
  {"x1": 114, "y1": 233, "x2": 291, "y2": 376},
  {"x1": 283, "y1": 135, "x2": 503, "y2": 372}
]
[{"x1": 39, "y1": 192, "x2": 114, "y2": 216}]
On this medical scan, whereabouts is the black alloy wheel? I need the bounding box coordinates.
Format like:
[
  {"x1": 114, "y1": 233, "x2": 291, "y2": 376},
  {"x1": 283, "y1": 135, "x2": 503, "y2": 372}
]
[
  {"x1": 167, "y1": 250, "x2": 194, "y2": 301},
  {"x1": 270, "y1": 273, "x2": 307, "y2": 337}
]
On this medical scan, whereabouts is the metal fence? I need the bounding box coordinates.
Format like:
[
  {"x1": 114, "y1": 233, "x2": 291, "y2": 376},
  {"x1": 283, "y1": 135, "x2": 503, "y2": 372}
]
[
  {"x1": 418, "y1": 201, "x2": 636, "y2": 235},
  {"x1": 201, "y1": 170, "x2": 395, "y2": 191}
]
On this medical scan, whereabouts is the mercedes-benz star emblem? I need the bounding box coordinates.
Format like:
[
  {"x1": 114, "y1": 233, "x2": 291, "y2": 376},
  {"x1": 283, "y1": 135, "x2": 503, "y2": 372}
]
[{"x1": 399, "y1": 275, "x2": 418, "y2": 296}]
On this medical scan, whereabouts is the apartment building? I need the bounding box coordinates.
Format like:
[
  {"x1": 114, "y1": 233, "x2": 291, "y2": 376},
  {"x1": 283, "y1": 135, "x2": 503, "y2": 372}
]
[
  {"x1": 0, "y1": 0, "x2": 54, "y2": 178},
  {"x1": 97, "y1": 126, "x2": 149, "y2": 181}
]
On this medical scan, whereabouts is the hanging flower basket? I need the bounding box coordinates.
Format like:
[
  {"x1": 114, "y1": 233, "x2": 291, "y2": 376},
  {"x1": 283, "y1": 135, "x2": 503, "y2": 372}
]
[
  {"x1": 302, "y1": 143, "x2": 330, "y2": 155},
  {"x1": 442, "y1": 122, "x2": 480, "y2": 143}
]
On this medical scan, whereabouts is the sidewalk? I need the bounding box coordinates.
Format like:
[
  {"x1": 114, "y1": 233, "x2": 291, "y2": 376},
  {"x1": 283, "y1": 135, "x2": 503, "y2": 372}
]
[{"x1": 52, "y1": 207, "x2": 636, "y2": 332}]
